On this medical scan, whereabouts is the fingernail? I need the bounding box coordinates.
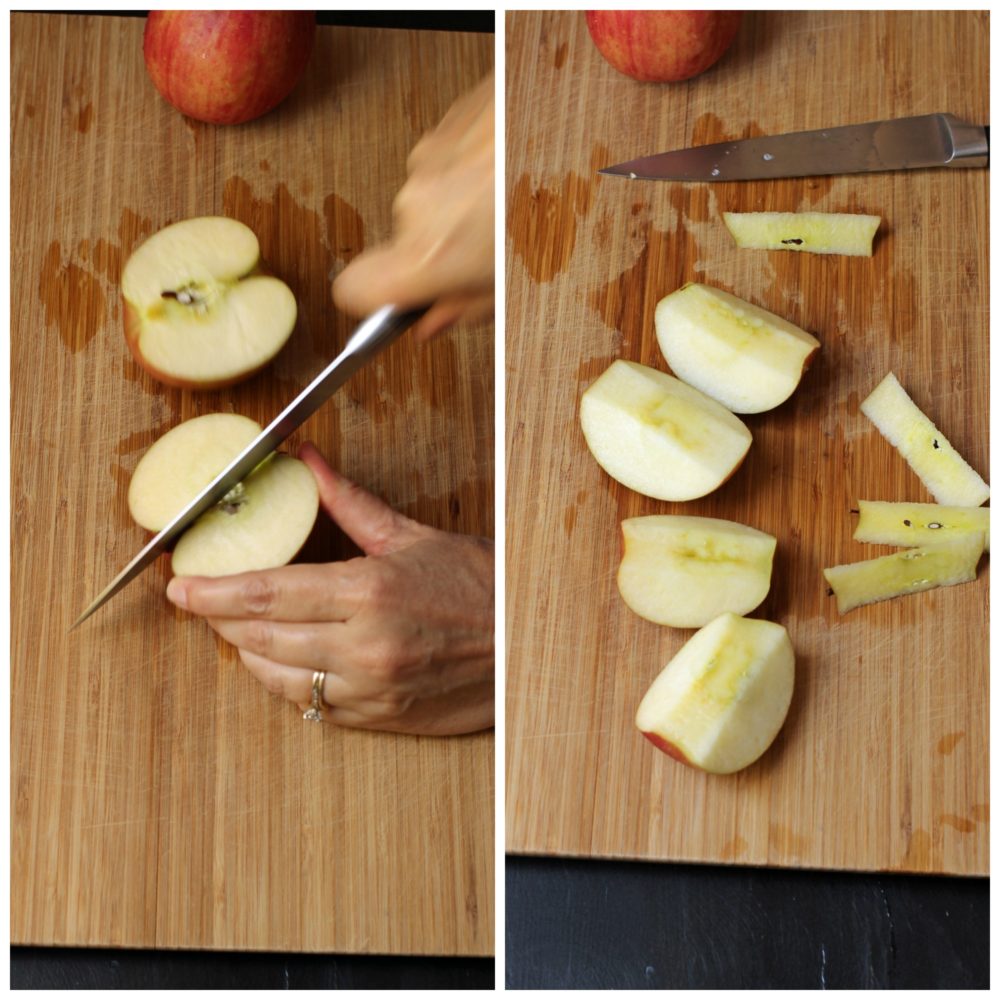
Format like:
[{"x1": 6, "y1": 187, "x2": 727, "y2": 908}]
[{"x1": 166, "y1": 578, "x2": 187, "y2": 609}]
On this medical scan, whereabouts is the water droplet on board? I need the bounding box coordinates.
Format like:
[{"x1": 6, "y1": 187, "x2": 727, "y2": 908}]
[
  {"x1": 710, "y1": 167, "x2": 720, "y2": 177},
  {"x1": 762, "y1": 152, "x2": 774, "y2": 161}
]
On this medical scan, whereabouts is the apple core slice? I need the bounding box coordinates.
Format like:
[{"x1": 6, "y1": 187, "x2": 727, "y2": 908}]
[
  {"x1": 854, "y1": 500, "x2": 990, "y2": 551},
  {"x1": 654, "y1": 283, "x2": 820, "y2": 414},
  {"x1": 580, "y1": 360, "x2": 752, "y2": 501},
  {"x1": 722, "y1": 211, "x2": 881, "y2": 257},
  {"x1": 128, "y1": 413, "x2": 264, "y2": 531},
  {"x1": 121, "y1": 217, "x2": 297, "y2": 389},
  {"x1": 860, "y1": 372, "x2": 990, "y2": 507},
  {"x1": 635, "y1": 612, "x2": 795, "y2": 775},
  {"x1": 618, "y1": 515, "x2": 776, "y2": 627},
  {"x1": 171, "y1": 455, "x2": 319, "y2": 577}
]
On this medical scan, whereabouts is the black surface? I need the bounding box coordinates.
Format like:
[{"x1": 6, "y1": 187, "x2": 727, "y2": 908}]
[
  {"x1": 10, "y1": 947, "x2": 493, "y2": 990},
  {"x1": 505, "y1": 856, "x2": 989, "y2": 989}
]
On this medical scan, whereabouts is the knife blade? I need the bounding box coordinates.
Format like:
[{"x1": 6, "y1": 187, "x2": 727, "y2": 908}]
[
  {"x1": 71, "y1": 304, "x2": 424, "y2": 629},
  {"x1": 599, "y1": 113, "x2": 989, "y2": 182}
]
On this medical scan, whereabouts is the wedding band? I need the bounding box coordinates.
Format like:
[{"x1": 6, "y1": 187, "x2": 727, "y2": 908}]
[{"x1": 303, "y1": 671, "x2": 327, "y2": 722}]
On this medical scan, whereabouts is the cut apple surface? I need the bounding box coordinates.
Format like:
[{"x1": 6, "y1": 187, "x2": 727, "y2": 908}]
[
  {"x1": 654, "y1": 283, "x2": 820, "y2": 414},
  {"x1": 618, "y1": 515, "x2": 776, "y2": 627},
  {"x1": 635, "y1": 612, "x2": 794, "y2": 775},
  {"x1": 580, "y1": 359, "x2": 751, "y2": 501},
  {"x1": 121, "y1": 216, "x2": 297, "y2": 389},
  {"x1": 722, "y1": 211, "x2": 880, "y2": 257},
  {"x1": 128, "y1": 412, "x2": 319, "y2": 578},
  {"x1": 854, "y1": 499, "x2": 990, "y2": 551},
  {"x1": 823, "y1": 533, "x2": 985, "y2": 614},
  {"x1": 860, "y1": 372, "x2": 990, "y2": 507}
]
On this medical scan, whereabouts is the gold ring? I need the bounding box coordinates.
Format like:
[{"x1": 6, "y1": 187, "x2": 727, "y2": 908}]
[{"x1": 302, "y1": 671, "x2": 327, "y2": 722}]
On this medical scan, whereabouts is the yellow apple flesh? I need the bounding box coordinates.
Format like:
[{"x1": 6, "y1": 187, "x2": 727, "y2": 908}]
[
  {"x1": 121, "y1": 217, "x2": 297, "y2": 389},
  {"x1": 580, "y1": 360, "x2": 751, "y2": 501},
  {"x1": 618, "y1": 515, "x2": 776, "y2": 627},
  {"x1": 722, "y1": 211, "x2": 881, "y2": 257},
  {"x1": 655, "y1": 283, "x2": 820, "y2": 414},
  {"x1": 635, "y1": 612, "x2": 795, "y2": 775},
  {"x1": 854, "y1": 500, "x2": 990, "y2": 551}
]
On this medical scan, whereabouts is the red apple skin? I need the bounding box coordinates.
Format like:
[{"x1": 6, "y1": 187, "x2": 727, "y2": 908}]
[
  {"x1": 585, "y1": 11, "x2": 741, "y2": 83},
  {"x1": 642, "y1": 730, "x2": 697, "y2": 769},
  {"x1": 143, "y1": 11, "x2": 316, "y2": 125}
]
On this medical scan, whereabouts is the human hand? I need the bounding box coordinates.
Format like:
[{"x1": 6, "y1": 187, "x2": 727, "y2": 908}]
[
  {"x1": 332, "y1": 73, "x2": 495, "y2": 341},
  {"x1": 165, "y1": 442, "x2": 494, "y2": 736}
]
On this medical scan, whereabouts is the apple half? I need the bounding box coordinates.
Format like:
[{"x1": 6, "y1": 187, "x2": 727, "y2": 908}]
[
  {"x1": 823, "y1": 533, "x2": 985, "y2": 614},
  {"x1": 128, "y1": 413, "x2": 319, "y2": 578},
  {"x1": 654, "y1": 283, "x2": 820, "y2": 414},
  {"x1": 580, "y1": 360, "x2": 752, "y2": 501},
  {"x1": 860, "y1": 372, "x2": 990, "y2": 507},
  {"x1": 635, "y1": 612, "x2": 795, "y2": 775},
  {"x1": 618, "y1": 515, "x2": 776, "y2": 627},
  {"x1": 854, "y1": 499, "x2": 990, "y2": 551},
  {"x1": 722, "y1": 211, "x2": 881, "y2": 257},
  {"x1": 121, "y1": 216, "x2": 297, "y2": 389}
]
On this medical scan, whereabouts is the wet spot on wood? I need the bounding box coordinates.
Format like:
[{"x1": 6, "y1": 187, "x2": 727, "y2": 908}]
[
  {"x1": 38, "y1": 240, "x2": 105, "y2": 353},
  {"x1": 939, "y1": 814, "x2": 975, "y2": 834},
  {"x1": 768, "y1": 823, "x2": 809, "y2": 856},
  {"x1": 553, "y1": 41, "x2": 568, "y2": 69},
  {"x1": 323, "y1": 191, "x2": 366, "y2": 264},
  {"x1": 936, "y1": 731, "x2": 965, "y2": 755},
  {"x1": 900, "y1": 828, "x2": 932, "y2": 870},
  {"x1": 720, "y1": 836, "x2": 748, "y2": 860},
  {"x1": 260, "y1": 159, "x2": 270, "y2": 172},
  {"x1": 970, "y1": 803, "x2": 989, "y2": 823},
  {"x1": 75, "y1": 101, "x2": 94, "y2": 133}
]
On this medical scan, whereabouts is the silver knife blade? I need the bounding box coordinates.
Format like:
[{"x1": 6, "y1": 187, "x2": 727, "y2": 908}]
[
  {"x1": 71, "y1": 304, "x2": 424, "y2": 629},
  {"x1": 599, "y1": 113, "x2": 989, "y2": 182}
]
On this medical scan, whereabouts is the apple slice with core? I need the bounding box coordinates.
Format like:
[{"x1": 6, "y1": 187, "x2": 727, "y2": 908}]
[
  {"x1": 854, "y1": 499, "x2": 990, "y2": 551},
  {"x1": 128, "y1": 412, "x2": 319, "y2": 578},
  {"x1": 635, "y1": 612, "x2": 795, "y2": 775},
  {"x1": 580, "y1": 360, "x2": 752, "y2": 501},
  {"x1": 722, "y1": 211, "x2": 881, "y2": 257},
  {"x1": 860, "y1": 372, "x2": 990, "y2": 506},
  {"x1": 618, "y1": 515, "x2": 776, "y2": 627},
  {"x1": 823, "y1": 533, "x2": 985, "y2": 614},
  {"x1": 121, "y1": 217, "x2": 297, "y2": 389},
  {"x1": 654, "y1": 283, "x2": 820, "y2": 414}
]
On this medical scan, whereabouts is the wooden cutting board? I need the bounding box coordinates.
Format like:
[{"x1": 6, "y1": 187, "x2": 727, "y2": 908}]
[
  {"x1": 11, "y1": 13, "x2": 494, "y2": 955},
  {"x1": 505, "y1": 10, "x2": 988, "y2": 875}
]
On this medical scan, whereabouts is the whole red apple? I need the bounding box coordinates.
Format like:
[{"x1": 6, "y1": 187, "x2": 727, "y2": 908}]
[
  {"x1": 143, "y1": 11, "x2": 316, "y2": 125},
  {"x1": 585, "y1": 10, "x2": 741, "y2": 82}
]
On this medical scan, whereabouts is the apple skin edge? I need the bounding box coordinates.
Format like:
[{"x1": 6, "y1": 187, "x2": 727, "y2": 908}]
[{"x1": 641, "y1": 730, "x2": 697, "y2": 769}]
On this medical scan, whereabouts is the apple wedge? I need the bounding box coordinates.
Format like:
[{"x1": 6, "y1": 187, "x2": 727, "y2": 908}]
[
  {"x1": 860, "y1": 372, "x2": 990, "y2": 507},
  {"x1": 128, "y1": 413, "x2": 319, "y2": 578},
  {"x1": 823, "y1": 533, "x2": 985, "y2": 614},
  {"x1": 618, "y1": 515, "x2": 776, "y2": 627},
  {"x1": 722, "y1": 211, "x2": 881, "y2": 257},
  {"x1": 580, "y1": 360, "x2": 752, "y2": 501},
  {"x1": 121, "y1": 216, "x2": 297, "y2": 389},
  {"x1": 635, "y1": 612, "x2": 795, "y2": 775},
  {"x1": 854, "y1": 499, "x2": 990, "y2": 551},
  {"x1": 654, "y1": 283, "x2": 820, "y2": 413}
]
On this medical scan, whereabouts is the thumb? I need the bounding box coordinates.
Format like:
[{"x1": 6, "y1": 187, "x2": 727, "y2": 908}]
[{"x1": 297, "y1": 441, "x2": 424, "y2": 556}]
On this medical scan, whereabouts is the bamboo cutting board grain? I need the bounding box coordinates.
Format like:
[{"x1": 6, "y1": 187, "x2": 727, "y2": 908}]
[
  {"x1": 12, "y1": 13, "x2": 494, "y2": 954},
  {"x1": 505, "y1": 10, "x2": 988, "y2": 875}
]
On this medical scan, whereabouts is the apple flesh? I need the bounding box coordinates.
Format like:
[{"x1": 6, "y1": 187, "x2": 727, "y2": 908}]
[
  {"x1": 635, "y1": 612, "x2": 795, "y2": 775},
  {"x1": 618, "y1": 515, "x2": 776, "y2": 627},
  {"x1": 722, "y1": 212, "x2": 881, "y2": 257},
  {"x1": 860, "y1": 372, "x2": 990, "y2": 507},
  {"x1": 585, "y1": 10, "x2": 741, "y2": 82},
  {"x1": 121, "y1": 217, "x2": 297, "y2": 389},
  {"x1": 854, "y1": 500, "x2": 990, "y2": 551},
  {"x1": 127, "y1": 413, "x2": 319, "y2": 578},
  {"x1": 143, "y1": 11, "x2": 316, "y2": 125},
  {"x1": 655, "y1": 283, "x2": 820, "y2": 414},
  {"x1": 580, "y1": 360, "x2": 752, "y2": 501},
  {"x1": 823, "y1": 533, "x2": 985, "y2": 614}
]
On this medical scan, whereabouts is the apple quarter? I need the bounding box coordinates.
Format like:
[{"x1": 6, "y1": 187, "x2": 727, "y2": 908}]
[
  {"x1": 121, "y1": 216, "x2": 297, "y2": 389},
  {"x1": 580, "y1": 359, "x2": 751, "y2": 501},
  {"x1": 854, "y1": 500, "x2": 990, "y2": 551},
  {"x1": 722, "y1": 211, "x2": 881, "y2": 257},
  {"x1": 618, "y1": 515, "x2": 776, "y2": 627},
  {"x1": 635, "y1": 612, "x2": 795, "y2": 775},
  {"x1": 823, "y1": 533, "x2": 985, "y2": 614},
  {"x1": 654, "y1": 283, "x2": 820, "y2": 414},
  {"x1": 860, "y1": 372, "x2": 990, "y2": 507}
]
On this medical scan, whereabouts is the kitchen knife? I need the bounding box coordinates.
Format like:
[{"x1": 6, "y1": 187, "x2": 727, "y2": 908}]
[
  {"x1": 599, "y1": 113, "x2": 988, "y2": 182},
  {"x1": 71, "y1": 304, "x2": 424, "y2": 629}
]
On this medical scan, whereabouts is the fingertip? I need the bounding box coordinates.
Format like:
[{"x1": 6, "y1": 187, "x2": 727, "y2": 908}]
[{"x1": 166, "y1": 576, "x2": 188, "y2": 609}]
